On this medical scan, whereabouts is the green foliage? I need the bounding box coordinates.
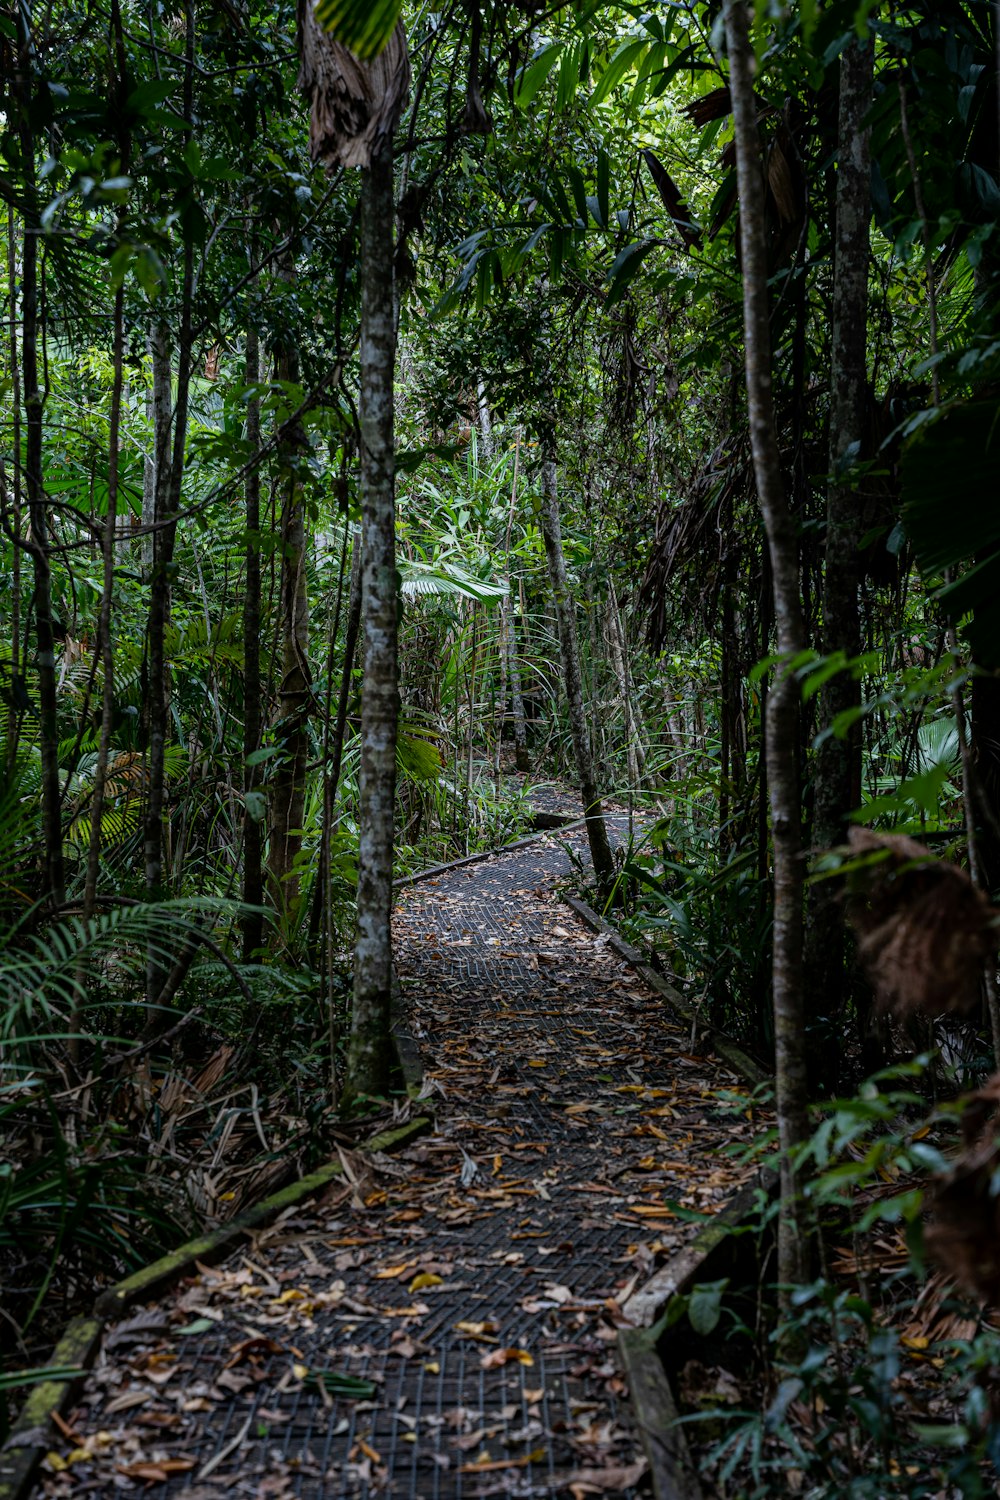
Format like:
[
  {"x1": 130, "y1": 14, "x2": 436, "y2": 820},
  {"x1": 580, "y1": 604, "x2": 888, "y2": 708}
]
[
  {"x1": 685, "y1": 1066, "x2": 1000, "y2": 1497},
  {"x1": 312, "y1": 0, "x2": 403, "y2": 60}
]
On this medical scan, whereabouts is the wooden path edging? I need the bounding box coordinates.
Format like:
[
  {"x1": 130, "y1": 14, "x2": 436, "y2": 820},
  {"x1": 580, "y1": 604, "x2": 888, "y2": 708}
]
[
  {"x1": 561, "y1": 895, "x2": 769, "y2": 1090},
  {"x1": 563, "y1": 893, "x2": 778, "y2": 1500},
  {"x1": 0, "y1": 1116, "x2": 432, "y2": 1500},
  {"x1": 392, "y1": 814, "x2": 589, "y2": 889}
]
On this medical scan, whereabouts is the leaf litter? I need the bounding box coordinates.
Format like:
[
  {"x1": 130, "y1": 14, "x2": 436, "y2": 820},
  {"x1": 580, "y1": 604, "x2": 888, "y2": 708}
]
[{"x1": 38, "y1": 824, "x2": 761, "y2": 1498}]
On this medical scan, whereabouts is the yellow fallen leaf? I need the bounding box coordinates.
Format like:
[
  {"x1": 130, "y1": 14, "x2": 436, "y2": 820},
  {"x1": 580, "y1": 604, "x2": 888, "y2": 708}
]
[
  {"x1": 274, "y1": 1289, "x2": 307, "y2": 1304},
  {"x1": 528, "y1": 1059, "x2": 547, "y2": 1067},
  {"x1": 630, "y1": 1204, "x2": 675, "y2": 1216},
  {"x1": 409, "y1": 1272, "x2": 443, "y2": 1292},
  {"x1": 492, "y1": 1154, "x2": 503, "y2": 1176},
  {"x1": 374, "y1": 1264, "x2": 412, "y2": 1280},
  {"x1": 424, "y1": 1361, "x2": 440, "y2": 1374},
  {"x1": 481, "y1": 1346, "x2": 534, "y2": 1369},
  {"x1": 455, "y1": 1320, "x2": 499, "y2": 1342},
  {"x1": 66, "y1": 1449, "x2": 91, "y2": 1465},
  {"x1": 459, "y1": 1447, "x2": 545, "y2": 1473},
  {"x1": 219, "y1": 1191, "x2": 236, "y2": 1202},
  {"x1": 46, "y1": 1454, "x2": 68, "y2": 1474},
  {"x1": 292, "y1": 1362, "x2": 310, "y2": 1380}
]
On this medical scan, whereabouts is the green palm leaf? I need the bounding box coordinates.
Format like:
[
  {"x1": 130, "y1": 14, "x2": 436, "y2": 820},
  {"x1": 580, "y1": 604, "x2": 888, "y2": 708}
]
[{"x1": 311, "y1": 0, "x2": 403, "y2": 60}]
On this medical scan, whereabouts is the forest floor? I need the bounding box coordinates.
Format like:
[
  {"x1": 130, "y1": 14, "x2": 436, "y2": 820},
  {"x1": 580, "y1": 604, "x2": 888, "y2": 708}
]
[{"x1": 36, "y1": 819, "x2": 760, "y2": 1499}]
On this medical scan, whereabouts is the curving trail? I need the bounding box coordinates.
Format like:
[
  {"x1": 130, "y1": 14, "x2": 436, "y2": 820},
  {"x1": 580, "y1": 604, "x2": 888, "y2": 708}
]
[{"x1": 37, "y1": 823, "x2": 757, "y2": 1500}]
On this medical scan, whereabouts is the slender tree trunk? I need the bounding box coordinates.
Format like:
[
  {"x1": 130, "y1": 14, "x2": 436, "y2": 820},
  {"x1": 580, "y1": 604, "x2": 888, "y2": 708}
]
[
  {"x1": 5, "y1": 213, "x2": 22, "y2": 776},
  {"x1": 242, "y1": 327, "x2": 264, "y2": 960},
  {"x1": 329, "y1": 533, "x2": 363, "y2": 809},
  {"x1": 142, "y1": 324, "x2": 171, "y2": 580},
  {"x1": 971, "y1": 675, "x2": 1000, "y2": 895},
  {"x1": 144, "y1": 274, "x2": 194, "y2": 1019},
  {"x1": 539, "y1": 451, "x2": 615, "y2": 888},
  {"x1": 607, "y1": 580, "x2": 644, "y2": 790},
  {"x1": 347, "y1": 139, "x2": 399, "y2": 1100},
  {"x1": 494, "y1": 598, "x2": 510, "y2": 794},
  {"x1": 15, "y1": 30, "x2": 64, "y2": 908},
  {"x1": 502, "y1": 429, "x2": 530, "y2": 774},
  {"x1": 724, "y1": 0, "x2": 810, "y2": 1295},
  {"x1": 265, "y1": 337, "x2": 312, "y2": 926},
  {"x1": 805, "y1": 35, "x2": 873, "y2": 1089},
  {"x1": 83, "y1": 283, "x2": 124, "y2": 918},
  {"x1": 507, "y1": 610, "x2": 530, "y2": 774}
]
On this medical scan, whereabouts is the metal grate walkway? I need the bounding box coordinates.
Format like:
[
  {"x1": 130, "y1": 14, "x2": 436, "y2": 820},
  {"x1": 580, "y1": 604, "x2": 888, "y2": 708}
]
[{"x1": 37, "y1": 821, "x2": 754, "y2": 1499}]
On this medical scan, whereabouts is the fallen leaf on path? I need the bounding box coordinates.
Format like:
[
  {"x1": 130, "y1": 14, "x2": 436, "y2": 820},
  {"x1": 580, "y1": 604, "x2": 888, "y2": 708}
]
[
  {"x1": 117, "y1": 1459, "x2": 197, "y2": 1480},
  {"x1": 459, "y1": 1448, "x2": 546, "y2": 1472},
  {"x1": 566, "y1": 1458, "x2": 649, "y2": 1492},
  {"x1": 480, "y1": 1346, "x2": 534, "y2": 1369},
  {"x1": 408, "y1": 1272, "x2": 443, "y2": 1291}
]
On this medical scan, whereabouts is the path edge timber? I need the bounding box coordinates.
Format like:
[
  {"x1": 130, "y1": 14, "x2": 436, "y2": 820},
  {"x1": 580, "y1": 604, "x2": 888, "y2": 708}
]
[
  {"x1": 563, "y1": 892, "x2": 778, "y2": 1500},
  {"x1": 0, "y1": 1105, "x2": 431, "y2": 1500},
  {"x1": 562, "y1": 894, "x2": 769, "y2": 1088}
]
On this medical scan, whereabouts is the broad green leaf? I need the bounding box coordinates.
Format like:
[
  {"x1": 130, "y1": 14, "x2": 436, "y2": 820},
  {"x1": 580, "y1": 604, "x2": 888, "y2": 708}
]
[
  {"x1": 688, "y1": 1279, "x2": 728, "y2": 1336},
  {"x1": 590, "y1": 39, "x2": 649, "y2": 107},
  {"x1": 515, "y1": 44, "x2": 563, "y2": 109},
  {"x1": 311, "y1": 0, "x2": 402, "y2": 61}
]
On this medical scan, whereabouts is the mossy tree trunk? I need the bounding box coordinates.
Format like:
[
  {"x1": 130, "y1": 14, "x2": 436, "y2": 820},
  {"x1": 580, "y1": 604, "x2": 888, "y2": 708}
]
[
  {"x1": 347, "y1": 138, "x2": 400, "y2": 1099},
  {"x1": 724, "y1": 0, "x2": 810, "y2": 1297}
]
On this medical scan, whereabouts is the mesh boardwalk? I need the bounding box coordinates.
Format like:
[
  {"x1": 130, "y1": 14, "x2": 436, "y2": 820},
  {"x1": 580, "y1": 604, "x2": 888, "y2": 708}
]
[{"x1": 38, "y1": 824, "x2": 757, "y2": 1499}]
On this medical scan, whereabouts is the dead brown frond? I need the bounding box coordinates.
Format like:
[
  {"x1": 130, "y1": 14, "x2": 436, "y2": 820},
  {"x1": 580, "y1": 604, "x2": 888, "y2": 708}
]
[
  {"x1": 297, "y1": 4, "x2": 411, "y2": 171},
  {"x1": 926, "y1": 1130, "x2": 1000, "y2": 1303},
  {"x1": 845, "y1": 827, "x2": 998, "y2": 1018},
  {"x1": 683, "y1": 86, "x2": 732, "y2": 127},
  {"x1": 640, "y1": 149, "x2": 702, "y2": 251}
]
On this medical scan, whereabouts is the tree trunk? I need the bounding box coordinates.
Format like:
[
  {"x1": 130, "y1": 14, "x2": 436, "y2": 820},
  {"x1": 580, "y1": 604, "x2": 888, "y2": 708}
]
[
  {"x1": 265, "y1": 337, "x2": 312, "y2": 927},
  {"x1": 5, "y1": 214, "x2": 22, "y2": 778},
  {"x1": 724, "y1": 0, "x2": 810, "y2": 1295},
  {"x1": 16, "y1": 35, "x2": 64, "y2": 909},
  {"x1": 83, "y1": 282, "x2": 124, "y2": 920},
  {"x1": 142, "y1": 325, "x2": 171, "y2": 579},
  {"x1": 242, "y1": 327, "x2": 264, "y2": 960},
  {"x1": 804, "y1": 35, "x2": 873, "y2": 1090},
  {"x1": 507, "y1": 610, "x2": 531, "y2": 774},
  {"x1": 144, "y1": 3, "x2": 197, "y2": 1023},
  {"x1": 607, "y1": 579, "x2": 645, "y2": 791},
  {"x1": 144, "y1": 266, "x2": 193, "y2": 1019},
  {"x1": 329, "y1": 533, "x2": 363, "y2": 810},
  {"x1": 538, "y1": 451, "x2": 615, "y2": 889},
  {"x1": 971, "y1": 675, "x2": 1000, "y2": 897},
  {"x1": 347, "y1": 139, "x2": 399, "y2": 1100}
]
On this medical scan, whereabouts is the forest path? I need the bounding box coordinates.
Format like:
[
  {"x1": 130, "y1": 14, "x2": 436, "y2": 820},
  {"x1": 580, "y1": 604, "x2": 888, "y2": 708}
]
[{"x1": 38, "y1": 822, "x2": 757, "y2": 1500}]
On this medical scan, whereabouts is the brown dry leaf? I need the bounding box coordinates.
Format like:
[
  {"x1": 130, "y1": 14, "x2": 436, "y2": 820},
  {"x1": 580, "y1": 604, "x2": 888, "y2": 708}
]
[
  {"x1": 117, "y1": 1459, "x2": 197, "y2": 1480},
  {"x1": 846, "y1": 827, "x2": 998, "y2": 1016},
  {"x1": 567, "y1": 1458, "x2": 648, "y2": 1492},
  {"x1": 926, "y1": 1130, "x2": 1000, "y2": 1300}
]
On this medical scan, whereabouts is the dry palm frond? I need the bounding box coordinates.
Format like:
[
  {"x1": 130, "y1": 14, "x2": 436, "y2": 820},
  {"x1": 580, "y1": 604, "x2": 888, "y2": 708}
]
[
  {"x1": 845, "y1": 827, "x2": 998, "y2": 1018},
  {"x1": 297, "y1": 2, "x2": 411, "y2": 171},
  {"x1": 926, "y1": 1130, "x2": 1000, "y2": 1303}
]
